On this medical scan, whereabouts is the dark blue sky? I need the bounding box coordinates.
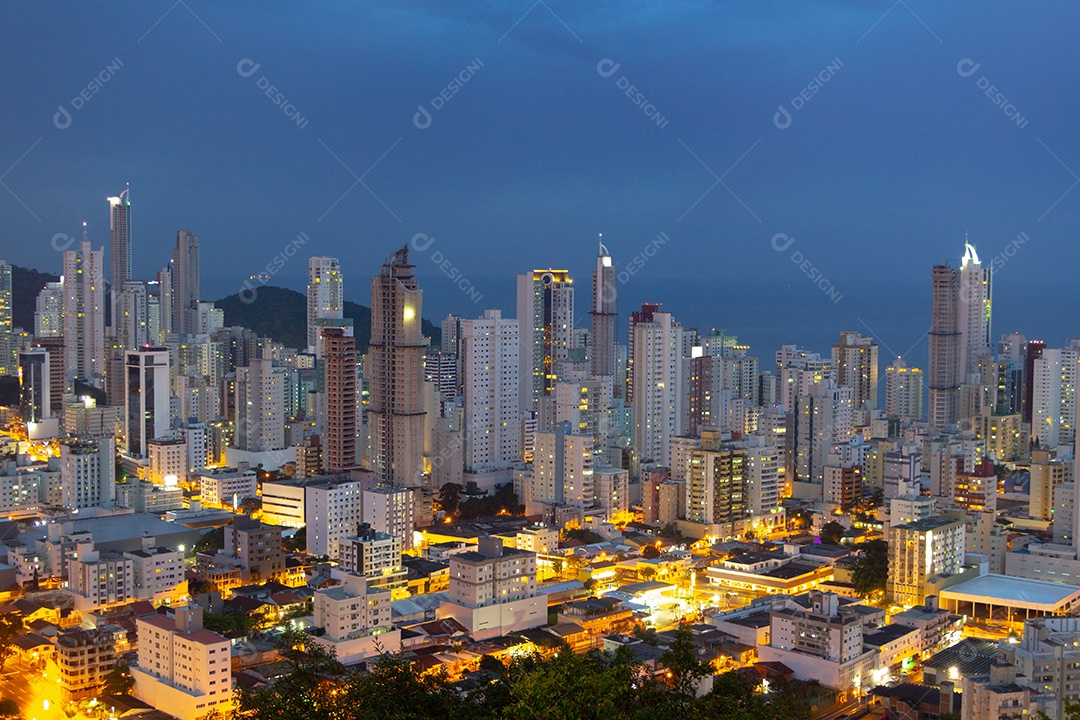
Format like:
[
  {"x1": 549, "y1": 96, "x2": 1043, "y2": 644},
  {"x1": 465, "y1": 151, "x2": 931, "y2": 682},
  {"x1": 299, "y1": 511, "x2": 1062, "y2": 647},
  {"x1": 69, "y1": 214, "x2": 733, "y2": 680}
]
[{"x1": 1, "y1": 1, "x2": 1077, "y2": 355}]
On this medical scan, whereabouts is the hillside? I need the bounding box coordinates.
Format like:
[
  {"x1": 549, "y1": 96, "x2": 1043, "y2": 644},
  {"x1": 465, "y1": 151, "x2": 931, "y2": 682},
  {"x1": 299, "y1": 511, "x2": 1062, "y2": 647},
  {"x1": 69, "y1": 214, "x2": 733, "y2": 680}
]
[
  {"x1": 11, "y1": 265, "x2": 61, "y2": 330},
  {"x1": 214, "y1": 286, "x2": 441, "y2": 351}
]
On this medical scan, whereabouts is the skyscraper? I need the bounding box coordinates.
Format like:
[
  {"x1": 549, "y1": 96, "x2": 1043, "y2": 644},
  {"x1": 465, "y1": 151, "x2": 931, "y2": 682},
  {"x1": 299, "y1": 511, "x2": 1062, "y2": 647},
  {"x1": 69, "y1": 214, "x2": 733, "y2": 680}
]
[
  {"x1": 108, "y1": 188, "x2": 131, "y2": 332},
  {"x1": 928, "y1": 264, "x2": 961, "y2": 431},
  {"x1": 125, "y1": 348, "x2": 170, "y2": 459},
  {"x1": 307, "y1": 257, "x2": 343, "y2": 352},
  {"x1": 34, "y1": 281, "x2": 63, "y2": 338},
  {"x1": 516, "y1": 269, "x2": 574, "y2": 413},
  {"x1": 235, "y1": 358, "x2": 286, "y2": 453},
  {"x1": 0, "y1": 259, "x2": 11, "y2": 376},
  {"x1": 831, "y1": 331, "x2": 879, "y2": 410},
  {"x1": 62, "y1": 230, "x2": 106, "y2": 390},
  {"x1": 322, "y1": 327, "x2": 357, "y2": 472},
  {"x1": 171, "y1": 230, "x2": 199, "y2": 335},
  {"x1": 631, "y1": 310, "x2": 684, "y2": 467},
  {"x1": 461, "y1": 309, "x2": 520, "y2": 473},
  {"x1": 116, "y1": 280, "x2": 148, "y2": 350},
  {"x1": 885, "y1": 358, "x2": 924, "y2": 420},
  {"x1": 156, "y1": 264, "x2": 173, "y2": 342},
  {"x1": 369, "y1": 246, "x2": 426, "y2": 485},
  {"x1": 19, "y1": 348, "x2": 51, "y2": 423},
  {"x1": 590, "y1": 237, "x2": 617, "y2": 379},
  {"x1": 959, "y1": 239, "x2": 992, "y2": 382}
]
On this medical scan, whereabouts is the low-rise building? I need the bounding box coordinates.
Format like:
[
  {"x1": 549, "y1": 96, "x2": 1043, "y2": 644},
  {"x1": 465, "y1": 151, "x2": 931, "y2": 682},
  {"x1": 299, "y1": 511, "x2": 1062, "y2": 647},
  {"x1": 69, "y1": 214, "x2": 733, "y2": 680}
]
[
  {"x1": 308, "y1": 572, "x2": 401, "y2": 664},
  {"x1": 55, "y1": 627, "x2": 123, "y2": 700},
  {"x1": 198, "y1": 465, "x2": 257, "y2": 509},
  {"x1": 124, "y1": 535, "x2": 186, "y2": 602}
]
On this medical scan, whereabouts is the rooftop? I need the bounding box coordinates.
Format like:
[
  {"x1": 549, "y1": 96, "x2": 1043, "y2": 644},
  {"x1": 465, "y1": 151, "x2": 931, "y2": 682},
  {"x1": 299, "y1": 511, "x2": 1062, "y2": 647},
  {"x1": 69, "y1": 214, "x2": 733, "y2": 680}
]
[{"x1": 939, "y1": 573, "x2": 1080, "y2": 610}]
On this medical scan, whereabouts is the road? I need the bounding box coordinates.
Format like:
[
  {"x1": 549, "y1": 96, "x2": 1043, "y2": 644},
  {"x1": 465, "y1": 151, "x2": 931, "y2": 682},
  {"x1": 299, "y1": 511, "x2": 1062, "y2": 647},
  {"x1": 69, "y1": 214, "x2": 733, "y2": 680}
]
[{"x1": 0, "y1": 662, "x2": 75, "y2": 720}]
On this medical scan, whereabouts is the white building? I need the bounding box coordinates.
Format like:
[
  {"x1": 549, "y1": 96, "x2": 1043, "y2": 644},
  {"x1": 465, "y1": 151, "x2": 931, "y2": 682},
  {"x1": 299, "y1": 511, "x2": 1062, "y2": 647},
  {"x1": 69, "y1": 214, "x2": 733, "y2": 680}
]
[
  {"x1": 338, "y1": 524, "x2": 403, "y2": 582},
  {"x1": 35, "y1": 281, "x2": 64, "y2": 337},
  {"x1": 959, "y1": 240, "x2": 992, "y2": 383},
  {"x1": 885, "y1": 359, "x2": 924, "y2": 420},
  {"x1": 888, "y1": 514, "x2": 966, "y2": 607},
  {"x1": 831, "y1": 331, "x2": 879, "y2": 410},
  {"x1": 62, "y1": 235, "x2": 106, "y2": 390},
  {"x1": 148, "y1": 436, "x2": 187, "y2": 484},
  {"x1": 198, "y1": 465, "x2": 257, "y2": 509},
  {"x1": 364, "y1": 486, "x2": 415, "y2": 551},
  {"x1": 793, "y1": 381, "x2": 853, "y2": 488},
  {"x1": 309, "y1": 572, "x2": 400, "y2": 664},
  {"x1": 67, "y1": 540, "x2": 135, "y2": 612},
  {"x1": 235, "y1": 358, "x2": 286, "y2": 452},
  {"x1": 461, "y1": 309, "x2": 520, "y2": 473},
  {"x1": 439, "y1": 537, "x2": 544, "y2": 641},
  {"x1": 60, "y1": 436, "x2": 116, "y2": 509},
  {"x1": 306, "y1": 477, "x2": 365, "y2": 558},
  {"x1": 307, "y1": 256, "x2": 343, "y2": 353},
  {"x1": 124, "y1": 535, "x2": 186, "y2": 602},
  {"x1": 530, "y1": 421, "x2": 594, "y2": 511},
  {"x1": 132, "y1": 606, "x2": 233, "y2": 720},
  {"x1": 593, "y1": 466, "x2": 629, "y2": 514},
  {"x1": 1032, "y1": 348, "x2": 1079, "y2": 450},
  {"x1": 632, "y1": 311, "x2": 684, "y2": 467}
]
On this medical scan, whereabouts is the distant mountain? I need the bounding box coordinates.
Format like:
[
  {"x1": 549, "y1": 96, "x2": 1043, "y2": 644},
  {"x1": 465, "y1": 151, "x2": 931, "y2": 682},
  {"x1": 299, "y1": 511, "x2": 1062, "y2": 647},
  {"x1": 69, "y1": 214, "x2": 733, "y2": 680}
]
[
  {"x1": 11, "y1": 265, "x2": 60, "y2": 331},
  {"x1": 214, "y1": 286, "x2": 441, "y2": 351}
]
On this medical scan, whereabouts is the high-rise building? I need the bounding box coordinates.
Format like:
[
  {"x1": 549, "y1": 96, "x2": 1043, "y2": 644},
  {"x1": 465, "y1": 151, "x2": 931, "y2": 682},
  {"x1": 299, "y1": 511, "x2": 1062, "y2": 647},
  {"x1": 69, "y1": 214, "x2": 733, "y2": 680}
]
[
  {"x1": 19, "y1": 348, "x2": 52, "y2": 423},
  {"x1": 517, "y1": 269, "x2": 574, "y2": 413},
  {"x1": 369, "y1": 246, "x2": 426, "y2": 486},
  {"x1": 156, "y1": 264, "x2": 173, "y2": 341},
  {"x1": 62, "y1": 231, "x2": 106, "y2": 389},
  {"x1": 171, "y1": 230, "x2": 199, "y2": 335},
  {"x1": 686, "y1": 441, "x2": 748, "y2": 526},
  {"x1": 531, "y1": 421, "x2": 594, "y2": 509},
  {"x1": 132, "y1": 606, "x2": 234, "y2": 720},
  {"x1": 60, "y1": 437, "x2": 116, "y2": 509},
  {"x1": 364, "y1": 486, "x2": 415, "y2": 550},
  {"x1": 959, "y1": 239, "x2": 992, "y2": 383},
  {"x1": 116, "y1": 280, "x2": 148, "y2": 349},
  {"x1": 307, "y1": 257, "x2": 343, "y2": 352},
  {"x1": 792, "y1": 382, "x2": 853, "y2": 486},
  {"x1": 885, "y1": 358, "x2": 924, "y2": 420},
  {"x1": 1023, "y1": 340, "x2": 1047, "y2": 424},
  {"x1": 1031, "y1": 348, "x2": 1079, "y2": 449},
  {"x1": 590, "y1": 237, "x2": 617, "y2": 379},
  {"x1": 831, "y1": 331, "x2": 878, "y2": 410},
  {"x1": 322, "y1": 327, "x2": 357, "y2": 472},
  {"x1": 125, "y1": 348, "x2": 170, "y2": 459},
  {"x1": 0, "y1": 260, "x2": 10, "y2": 376},
  {"x1": 631, "y1": 309, "x2": 684, "y2": 467},
  {"x1": 234, "y1": 359, "x2": 286, "y2": 453},
  {"x1": 928, "y1": 264, "x2": 961, "y2": 430},
  {"x1": 34, "y1": 280, "x2": 64, "y2": 337},
  {"x1": 461, "y1": 309, "x2": 520, "y2": 473},
  {"x1": 108, "y1": 189, "x2": 131, "y2": 332},
  {"x1": 887, "y1": 514, "x2": 965, "y2": 607}
]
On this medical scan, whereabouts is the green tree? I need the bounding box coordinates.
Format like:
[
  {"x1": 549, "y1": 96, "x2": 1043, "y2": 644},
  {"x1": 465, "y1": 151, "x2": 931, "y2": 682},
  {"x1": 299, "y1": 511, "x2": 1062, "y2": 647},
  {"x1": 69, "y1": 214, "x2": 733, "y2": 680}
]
[
  {"x1": 283, "y1": 526, "x2": 306, "y2": 553},
  {"x1": 238, "y1": 496, "x2": 262, "y2": 516},
  {"x1": 194, "y1": 526, "x2": 225, "y2": 554},
  {"x1": 438, "y1": 482, "x2": 463, "y2": 516},
  {"x1": 104, "y1": 664, "x2": 134, "y2": 695},
  {"x1": 561, "y1": 528, "x2": 604, "y2": 545},
  {"x1": 819, "y1": 521, "x2": 845, "y2": 545},
  {"x1": 660, "y1": 628, "x2": 710, "y2": 709},
  {"x1": 851, "y1": 539, "x2": 889, "y2": 598},
  {"x1": 632, "y1": 624, "x2": 660, "y2": 646},
  {"x1": 641, "y1": 544, "x2": 661, "y2": 559},
  {"x1": 0, "y1": 613, "x2": 23, "y2": 670}
]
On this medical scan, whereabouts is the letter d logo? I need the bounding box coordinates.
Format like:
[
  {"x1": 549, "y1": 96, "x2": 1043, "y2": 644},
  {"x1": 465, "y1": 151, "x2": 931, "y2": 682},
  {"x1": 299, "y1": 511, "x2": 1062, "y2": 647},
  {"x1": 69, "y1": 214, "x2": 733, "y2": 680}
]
[
  {"x1": 596, "y1": 58, "x2": 621, "y2": 78},
  {"x1": 411, "y1": 233, "x2": 435, "y2": 252},
  {"x1": 956, "y1": 58, "x2": 981, "y2": 78},
  {"x1": 413, "y1": 105, "x2": 432, "y2": 130},
  {"x1": 53, "y1": 105, "x2": 72, "y2": 130},
  {"x1": 773, "y1": 105, "x2": 792, "y2": 130},
  {"x1": 236, "y1": 58, "x2": 261, "y2": 78}
]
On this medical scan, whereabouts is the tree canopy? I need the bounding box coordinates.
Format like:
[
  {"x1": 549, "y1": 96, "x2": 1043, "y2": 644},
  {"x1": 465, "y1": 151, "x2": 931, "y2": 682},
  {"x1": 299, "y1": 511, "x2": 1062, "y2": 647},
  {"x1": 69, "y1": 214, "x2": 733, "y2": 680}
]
[{"x1": 851, "y1": 539, "x2": 889, "y2": 599}]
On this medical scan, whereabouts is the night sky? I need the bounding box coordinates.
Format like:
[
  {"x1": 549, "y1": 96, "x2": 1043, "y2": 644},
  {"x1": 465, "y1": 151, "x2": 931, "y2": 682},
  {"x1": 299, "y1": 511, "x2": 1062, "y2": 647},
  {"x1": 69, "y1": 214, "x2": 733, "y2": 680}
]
[{"x1": 1, "y1": 1, "x2": 1077, "y2": 353}]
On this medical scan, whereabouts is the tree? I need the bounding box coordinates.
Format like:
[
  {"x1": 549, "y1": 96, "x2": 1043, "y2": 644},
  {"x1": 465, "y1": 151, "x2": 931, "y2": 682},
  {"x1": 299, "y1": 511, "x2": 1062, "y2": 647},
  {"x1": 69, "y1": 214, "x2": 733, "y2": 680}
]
[
  {"x1": 0, "y1": 698, "x2": 17, "y2": 717},
  {"x1": 819, "y1": 521, "x2": 845, "y2": 545},
  {"x1": 0, "y1": 613, "x2": 22, "y2": 670},
  {"x1": 632, "y1": 624, "x2": 660, "y2": 646},
  {"x1": 561, "y1": 527, "x2": 604, "y2": 545},
  {"x1": 283, "y1": 526, "x2": 306, "y2": 553},
  {"x1": 851, "y1": 539, "x2": 889, "y2": 599},
  {"x1": 438, "y1": 482, "x2": 463, "y2": 516},
  {"x1": 660, "y1": 628, "x2": 710, "y2": 709},
  {"x1": 641, "y1": 544, "x2": 661, "y2": 559},
  {"x1": 104, "y1": 664, "x2": 134, "y2": 695},
  {"x1": 238, "y1": 496, "x2": 262, "y2": 516},
  {"x1": 194, "y1": 526, "x2": 225, "y2": 554}
]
